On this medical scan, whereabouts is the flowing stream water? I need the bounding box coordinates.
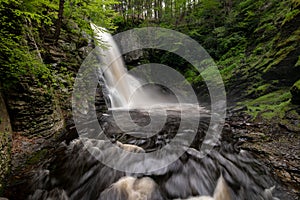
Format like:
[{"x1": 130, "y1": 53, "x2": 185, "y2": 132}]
[{"x1": 25, "y1": 25, "x2": 293, "y2": 200}]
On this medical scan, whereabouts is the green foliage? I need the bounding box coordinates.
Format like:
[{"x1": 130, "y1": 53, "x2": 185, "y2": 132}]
[
  {"x1": 0, "y1": 0, "x2": 119, "y2": 89},
  {"x1": 64, "y1": 0, "x2": 118, "y2": 33},
  {"x1": 15, "y1": 0, "x2": 58, "y2": 25},
  {"x1": 0, "y1": 0, "x2": 51, "y2": 88}
]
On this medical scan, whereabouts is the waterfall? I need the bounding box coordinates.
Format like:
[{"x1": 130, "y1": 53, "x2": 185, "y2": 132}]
[
  {"x1": 91, "y1": 24, "x2": 180, "y2": 109},
  {"x1": 91, "y1": 24, "x2": 147, "y2": 108},
  {"x1": 91, "y1": 23, "x2": 134, "y2": 108}
]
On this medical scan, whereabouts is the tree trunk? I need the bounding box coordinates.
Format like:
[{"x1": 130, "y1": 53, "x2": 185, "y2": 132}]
[{"x1": 54, "y1": 0, "x2": 65, "y2": 42}]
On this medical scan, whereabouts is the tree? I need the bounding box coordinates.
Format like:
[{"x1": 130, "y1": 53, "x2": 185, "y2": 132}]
[
  {"x1": 64, "y1": 0, "x2": 118, "y2": 33},
  {"x1": 54, "y1": 0, "x2": 65, "y2": 41},
  {"x1": 0, "y1": 0, "x2": 119, "y2": 88}
]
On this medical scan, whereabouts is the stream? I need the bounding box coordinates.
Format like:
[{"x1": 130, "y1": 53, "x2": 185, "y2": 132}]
[{"x1": 26, "y1": 106, "x2": 291, "y2": 200}]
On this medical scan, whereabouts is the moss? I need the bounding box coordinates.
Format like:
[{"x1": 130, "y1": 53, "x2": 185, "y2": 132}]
[
  {"x1": 295, "y1": 56, "x2": 300, "y2": 67},
  {"x1": 220, "y1": 63, "x2": 238, "y2": 80},
  {"x1": 254, "y1": 23, "x2": 277, "y2": 41},
  {"x1": 256, "y1": 84, "x2": 270, "y2": 92},
  {"x1": 247, "y1": 83, "x2": 274, "y2": 97},
  {"x1": 278, "y1": 29, "x2": 300, "y2": 48},
  {"x1": 26, "y1": 149, "x2": 48, "y2": 165},
  {"x1": 253, "y1": 47, "x2": 264, "y2": 55},
  {"x1": 253, "y1": 57, "x2": 272, "y2": 70},
  {"x1": 263, "y1": 45, "x2": 296, "y2": 73},
  {"x1": 260, "y1": 100, "x2": 290, "y2": 119},
  {"x1": 255, "y1": 90, "x2": 291, "y2": 104},
  {"x1": 242, "y1": 89, "x2": 292, "y2": 120},
  {"x1": 282, "y1": 9, "x2": 300, "y2": 26}
]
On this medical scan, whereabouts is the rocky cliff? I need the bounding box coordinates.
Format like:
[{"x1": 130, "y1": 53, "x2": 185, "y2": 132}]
[
  {"x1": 0, "y1": 93, "x2": 12, "y2": 194},
  {"x1": 0, "y1": 21, "x2": 95, "y2": 197}
]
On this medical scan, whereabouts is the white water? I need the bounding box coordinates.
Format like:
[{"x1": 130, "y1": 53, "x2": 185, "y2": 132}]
[
  {"x1": 91, "y1": 24, "x2": 177, "y2": 109},
  {"x1": 91, "y1": 24, "x2": 138, "y2": 108}
]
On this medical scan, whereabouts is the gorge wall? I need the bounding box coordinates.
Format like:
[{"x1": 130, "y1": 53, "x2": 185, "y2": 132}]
[{"x1": 0, "y1": 93, "x2": 12, "y2": 193}]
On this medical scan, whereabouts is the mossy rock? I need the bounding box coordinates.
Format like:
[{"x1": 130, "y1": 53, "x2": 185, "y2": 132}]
[
  {"x1": 243, "y1": 89, "x2": 292, "y2": 120},
  {"x1": 291, "y1": 79, "x2": 300, "y2": 104},
  {"x1": 26, "y1": 149, "x2": 48, "y2": 165}
]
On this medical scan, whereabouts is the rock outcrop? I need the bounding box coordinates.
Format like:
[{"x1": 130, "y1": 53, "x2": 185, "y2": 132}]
[
  {"x1": 5, "y1": 79, "x2": 64, "y2": 137},
  {"x1": 1, "y1": 20, "x2": 95, "y2": 197},
  {"x1": 0, "y1": 92, "x2": 12, "y2": 194}
]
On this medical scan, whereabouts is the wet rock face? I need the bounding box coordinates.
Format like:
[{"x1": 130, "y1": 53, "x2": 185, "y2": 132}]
[
  {"x1": 5, "y1": 79, "x2": 64, "y2": 137},
  {"x1": 4, "y1": 23, "x2": 94, "y2": 138},
  {"x1": 262, "y1": 47, "x2": 300, "y2": 86},
  {"x1": 0, "y1": 93, "x2": 12, "y2": 192},
  {"x1": 1, "y1": 23, "x2": 96, "y2": 198},
  {"x1": 226, "y1": 110, "x2": 300, "y2": 198}
]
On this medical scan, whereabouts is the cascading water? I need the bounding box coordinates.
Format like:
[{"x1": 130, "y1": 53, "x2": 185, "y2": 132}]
[
  {"x1": 91, "y1": 24, "x2": 134, "y2": 108},
  {"x1": 22, "y1": 24, "x2": 294, "y2": 200},
  {"x1": 91, "y1": 24, "x2": 157, "y2": 108},
  {"x1": 91, "y1": 24, "x2": 183, "y2": 109}
]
